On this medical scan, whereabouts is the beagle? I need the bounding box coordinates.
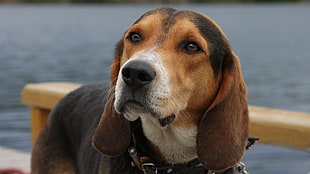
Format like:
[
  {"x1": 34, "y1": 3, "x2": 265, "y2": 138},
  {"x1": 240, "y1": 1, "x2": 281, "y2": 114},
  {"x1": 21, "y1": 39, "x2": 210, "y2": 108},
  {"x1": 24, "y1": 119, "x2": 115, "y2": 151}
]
[{"x1": 31, "y1": 7, "x2": 249, "y2": 174}]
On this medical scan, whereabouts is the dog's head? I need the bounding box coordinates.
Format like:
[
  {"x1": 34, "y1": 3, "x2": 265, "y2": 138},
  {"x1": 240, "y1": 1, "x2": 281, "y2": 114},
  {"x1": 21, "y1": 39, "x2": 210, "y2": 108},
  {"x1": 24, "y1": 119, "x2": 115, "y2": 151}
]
[{"x1": 93, "y1": 7, "x2": 249, "y2": 171}]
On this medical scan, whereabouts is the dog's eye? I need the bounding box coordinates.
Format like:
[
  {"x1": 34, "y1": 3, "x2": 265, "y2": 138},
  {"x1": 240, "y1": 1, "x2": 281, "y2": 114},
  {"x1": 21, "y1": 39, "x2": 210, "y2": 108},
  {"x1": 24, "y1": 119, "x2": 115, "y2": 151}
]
[
  {"x1": 128, "y1": 32, "x2": 142, "y2": 43},
  {"x1": 183, "y1": 42, "x2": 202, "y2": 54}
]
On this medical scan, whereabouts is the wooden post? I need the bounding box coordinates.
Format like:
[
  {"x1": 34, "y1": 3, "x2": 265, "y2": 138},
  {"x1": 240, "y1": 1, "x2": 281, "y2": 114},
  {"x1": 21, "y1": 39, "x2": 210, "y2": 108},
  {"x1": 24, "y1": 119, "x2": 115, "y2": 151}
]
[
  {"x1": 22, "y1": 82, "x2": 81, "y2": 144},
  {"x1": 30, "y1": 108, "x2": 50, "y2": 145}
]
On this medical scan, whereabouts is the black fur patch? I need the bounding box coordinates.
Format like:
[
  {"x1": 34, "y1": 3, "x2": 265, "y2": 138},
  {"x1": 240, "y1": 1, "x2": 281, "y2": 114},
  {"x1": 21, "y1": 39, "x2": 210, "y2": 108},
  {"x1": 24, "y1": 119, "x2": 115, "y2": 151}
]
[
  {"x1": 133, "y1": 7, "x2": 178, "y2": 25},
  {"x1": 190, "y1": 12, "x2": 231, "y2": 77}
]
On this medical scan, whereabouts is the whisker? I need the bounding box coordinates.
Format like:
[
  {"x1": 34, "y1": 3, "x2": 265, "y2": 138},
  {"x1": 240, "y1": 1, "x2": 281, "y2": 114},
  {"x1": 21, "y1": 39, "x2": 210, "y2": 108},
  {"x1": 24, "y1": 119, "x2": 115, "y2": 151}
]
[{"x1": 166, "y1": 90, "x2": 192, "y2": 128}]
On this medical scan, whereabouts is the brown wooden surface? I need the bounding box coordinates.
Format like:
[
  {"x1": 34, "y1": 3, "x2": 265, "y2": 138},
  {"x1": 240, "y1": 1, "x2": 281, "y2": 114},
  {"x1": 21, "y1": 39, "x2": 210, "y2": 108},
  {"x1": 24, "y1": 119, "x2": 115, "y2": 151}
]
[
  {"x1": 30, "y1": 108, "x2": 50, "y2": 145},
  {"x1": 249, "y1": 106, "x2": 310, "y2": 151},
  {"x1": 22, "y1": 82, "x2": 82, "y2": 109}
]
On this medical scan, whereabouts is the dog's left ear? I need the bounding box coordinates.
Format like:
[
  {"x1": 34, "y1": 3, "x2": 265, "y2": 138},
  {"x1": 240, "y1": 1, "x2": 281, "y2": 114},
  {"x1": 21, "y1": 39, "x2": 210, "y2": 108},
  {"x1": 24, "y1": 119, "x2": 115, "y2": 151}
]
[
  {"x1": 197, "y1": 51, "x2": 249, "y2": 171},
  {"x1": 92, "y1": 40, "x2": 131, "y2": 157}
]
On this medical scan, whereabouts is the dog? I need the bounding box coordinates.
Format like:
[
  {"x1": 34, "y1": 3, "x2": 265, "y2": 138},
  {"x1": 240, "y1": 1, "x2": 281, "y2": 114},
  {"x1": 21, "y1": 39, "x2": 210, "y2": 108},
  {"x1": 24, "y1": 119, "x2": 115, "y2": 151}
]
[{"x1": 31, "y1": 7, "x2": 249, "y2": 174}]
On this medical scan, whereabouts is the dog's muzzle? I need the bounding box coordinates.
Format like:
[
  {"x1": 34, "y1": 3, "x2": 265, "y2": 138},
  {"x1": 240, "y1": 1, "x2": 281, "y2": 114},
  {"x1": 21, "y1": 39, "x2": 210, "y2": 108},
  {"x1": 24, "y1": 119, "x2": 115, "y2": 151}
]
[{"x1": 115, "y1": 60, "x2": 158, "y2": 118}]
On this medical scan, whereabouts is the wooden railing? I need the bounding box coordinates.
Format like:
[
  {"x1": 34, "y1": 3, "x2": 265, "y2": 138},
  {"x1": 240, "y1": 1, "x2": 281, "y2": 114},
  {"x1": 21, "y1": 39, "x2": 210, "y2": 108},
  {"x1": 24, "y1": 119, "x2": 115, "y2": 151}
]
[{"x1": 21, "y1": 82, "x2": 310, "y2": 152}]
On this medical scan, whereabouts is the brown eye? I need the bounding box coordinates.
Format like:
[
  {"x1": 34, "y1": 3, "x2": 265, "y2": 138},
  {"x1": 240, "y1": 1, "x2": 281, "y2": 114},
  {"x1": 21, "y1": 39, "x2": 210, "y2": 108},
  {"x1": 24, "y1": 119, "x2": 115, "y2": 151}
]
[
  {"x1": 183, "y1": 42, "x2": 202, "y2": 54},
  {"x1": 128, "y1": 32, "x2": 142, "y2": 43}
]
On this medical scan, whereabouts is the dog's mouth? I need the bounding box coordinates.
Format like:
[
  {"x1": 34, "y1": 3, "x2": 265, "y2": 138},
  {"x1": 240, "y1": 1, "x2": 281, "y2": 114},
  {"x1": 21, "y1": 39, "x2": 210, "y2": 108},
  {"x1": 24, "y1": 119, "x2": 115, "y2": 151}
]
[
  {"x1": 119, "y1": 99, "x2": 176, "y2": 127},
  {"x1": 124, "y1": 100, "x2": 146, "y2": 112}
]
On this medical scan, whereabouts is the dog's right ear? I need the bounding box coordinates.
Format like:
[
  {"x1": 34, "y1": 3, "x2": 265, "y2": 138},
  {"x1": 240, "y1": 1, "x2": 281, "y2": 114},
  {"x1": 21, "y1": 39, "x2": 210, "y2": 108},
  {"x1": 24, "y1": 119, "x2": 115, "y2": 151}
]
[{"x1": 92, "y1": 39, "x2": 131, "y2": 157}]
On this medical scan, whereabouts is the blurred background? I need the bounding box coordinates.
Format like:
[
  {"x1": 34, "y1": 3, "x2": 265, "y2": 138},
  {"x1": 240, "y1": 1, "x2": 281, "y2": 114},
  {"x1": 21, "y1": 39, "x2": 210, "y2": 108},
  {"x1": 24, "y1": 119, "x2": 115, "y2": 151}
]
[{"x1": 0, "y1": 0, "x2": 309, "y2": 173}]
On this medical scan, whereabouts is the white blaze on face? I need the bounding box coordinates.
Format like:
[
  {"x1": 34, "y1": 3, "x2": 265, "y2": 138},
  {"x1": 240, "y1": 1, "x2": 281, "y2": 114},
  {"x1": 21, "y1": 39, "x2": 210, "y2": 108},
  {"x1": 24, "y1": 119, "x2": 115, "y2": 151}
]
[{"x1": 114, "y1": 48, "x2": 171, "y2": 120}]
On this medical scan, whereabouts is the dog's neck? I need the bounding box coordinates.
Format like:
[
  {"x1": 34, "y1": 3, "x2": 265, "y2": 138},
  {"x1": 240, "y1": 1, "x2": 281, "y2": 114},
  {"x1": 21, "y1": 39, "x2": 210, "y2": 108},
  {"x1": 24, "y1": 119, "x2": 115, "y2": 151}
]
[{"x1": 139, "y1": 115, "x2": 198, "y2": 164}]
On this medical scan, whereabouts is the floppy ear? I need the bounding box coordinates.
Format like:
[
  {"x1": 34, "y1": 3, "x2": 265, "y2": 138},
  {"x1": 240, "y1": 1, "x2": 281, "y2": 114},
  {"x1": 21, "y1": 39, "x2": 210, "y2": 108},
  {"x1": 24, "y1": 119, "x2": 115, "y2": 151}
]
[
  {"x1": 92, "y1": 85, "x2": 131, "y2": 156},
  {"x1": 92, "y1": 40, "x2": 131, "y2": 156},
  {"x1": 197, "y1": 51, "x2": 249, "y2": 171}
]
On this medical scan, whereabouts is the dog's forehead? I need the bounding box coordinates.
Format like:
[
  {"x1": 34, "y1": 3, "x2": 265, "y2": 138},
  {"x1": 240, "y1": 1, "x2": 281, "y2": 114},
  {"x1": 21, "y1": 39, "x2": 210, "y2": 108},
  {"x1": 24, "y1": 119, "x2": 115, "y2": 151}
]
[
  {"x1": 132, "y1": 8, "x2": 225, "y2": 47},
  {"x1": 130, "y1": 8, "x2": 229, "y2": 77},
  {"x1": 133, "y1": 8, "x2": 217, "y2": 30}
]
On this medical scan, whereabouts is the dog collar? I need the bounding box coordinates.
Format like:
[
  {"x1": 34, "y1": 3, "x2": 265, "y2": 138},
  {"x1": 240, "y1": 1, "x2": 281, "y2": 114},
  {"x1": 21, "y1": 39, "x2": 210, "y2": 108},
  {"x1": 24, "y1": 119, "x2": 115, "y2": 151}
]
[
  {"x1": 128, "y1": 152, "x2": 205, "y2": 174},
  {"x1": 129, "y1": 119, "x2": 257, "y2": 174},
  {"x1": 129, "y1": 148, "x2": 248, "y2": 174},
  {"x1": 128, "y1": 119, "x2": 204, "y2": 173}
]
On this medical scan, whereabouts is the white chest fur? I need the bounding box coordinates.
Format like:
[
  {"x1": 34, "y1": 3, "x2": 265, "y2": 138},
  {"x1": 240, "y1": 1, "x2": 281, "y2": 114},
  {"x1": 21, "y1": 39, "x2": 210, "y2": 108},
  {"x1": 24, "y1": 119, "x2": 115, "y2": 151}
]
[{"x1": 140, "y1": 116, "x2": 198, "y2": 164}]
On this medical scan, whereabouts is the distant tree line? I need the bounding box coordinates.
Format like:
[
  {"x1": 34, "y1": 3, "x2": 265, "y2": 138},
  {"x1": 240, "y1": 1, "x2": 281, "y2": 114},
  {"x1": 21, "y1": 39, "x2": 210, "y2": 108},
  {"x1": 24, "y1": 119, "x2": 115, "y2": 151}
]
[{"x1": 0, "y1": 0, "x2": 304, "y2": 3}]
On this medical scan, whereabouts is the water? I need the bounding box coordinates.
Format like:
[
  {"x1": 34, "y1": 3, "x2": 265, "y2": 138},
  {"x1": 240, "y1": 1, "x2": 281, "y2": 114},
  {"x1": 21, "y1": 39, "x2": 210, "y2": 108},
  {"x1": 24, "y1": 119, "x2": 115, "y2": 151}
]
[{"x1": 0, "y1": 4, "x2": 309, "y2": 173}]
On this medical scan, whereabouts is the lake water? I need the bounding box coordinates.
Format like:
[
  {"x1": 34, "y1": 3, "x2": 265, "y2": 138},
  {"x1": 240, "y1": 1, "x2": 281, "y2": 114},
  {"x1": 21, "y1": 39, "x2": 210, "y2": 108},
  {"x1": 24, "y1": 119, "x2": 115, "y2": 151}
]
[{"x1": 0, "y1": 4, "x2": 309, "y2": 173}]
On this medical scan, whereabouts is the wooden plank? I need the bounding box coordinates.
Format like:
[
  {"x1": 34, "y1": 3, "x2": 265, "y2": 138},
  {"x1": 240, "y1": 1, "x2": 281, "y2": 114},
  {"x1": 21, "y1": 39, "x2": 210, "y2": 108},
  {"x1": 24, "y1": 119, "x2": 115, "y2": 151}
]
[
  {"x1": 249, "y1": 106, "x2": 310, "y2": 152},
  {"x1": 21, "y1": 82, "x2": 310, "y2": 152},
  {"x1": 30, "y1": 108, "x2": 50, "y2": 145},
  {"x1": 21, "y1": 82, "x2": 81, "y2": 109}
]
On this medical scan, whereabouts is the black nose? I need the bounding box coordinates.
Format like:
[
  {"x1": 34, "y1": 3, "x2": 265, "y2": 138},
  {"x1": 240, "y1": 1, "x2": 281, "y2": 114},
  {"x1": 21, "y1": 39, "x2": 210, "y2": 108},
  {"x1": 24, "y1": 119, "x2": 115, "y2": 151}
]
[{"x1": 122, "y1": 61, "x2": 156, "y2": 89}]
